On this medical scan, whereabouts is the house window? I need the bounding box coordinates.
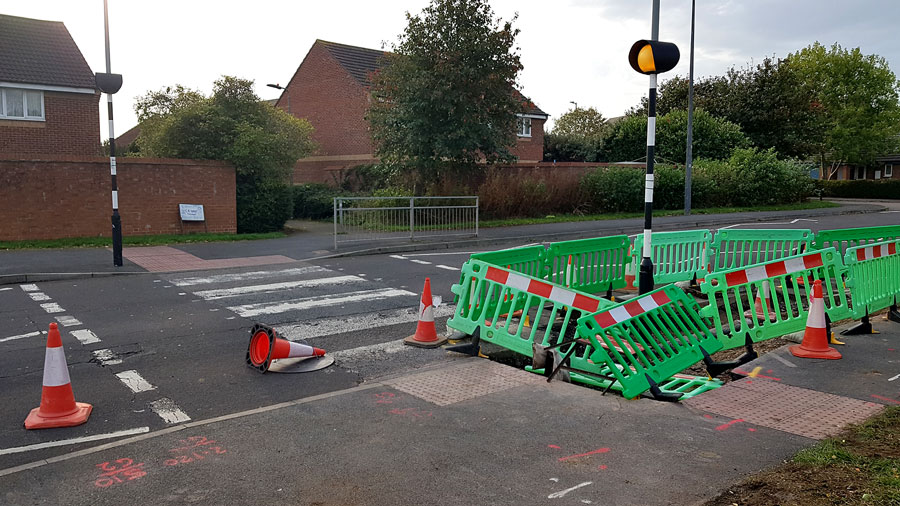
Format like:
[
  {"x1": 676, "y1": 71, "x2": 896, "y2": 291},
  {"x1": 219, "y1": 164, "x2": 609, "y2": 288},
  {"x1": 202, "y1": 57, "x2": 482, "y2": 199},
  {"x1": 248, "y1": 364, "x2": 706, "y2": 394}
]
[
  {"x1": 855, "y1": 166, "x2": 865, "y2": 180},
  {"x1": 516, "y1": 116, "x2": 532, "y2": 137},
  {"x1": 1, "y1": 88, "x2": 44, "y2": 120},
  {"x1": 886, "y1": 164, "x2": 894, "y2": 178}
]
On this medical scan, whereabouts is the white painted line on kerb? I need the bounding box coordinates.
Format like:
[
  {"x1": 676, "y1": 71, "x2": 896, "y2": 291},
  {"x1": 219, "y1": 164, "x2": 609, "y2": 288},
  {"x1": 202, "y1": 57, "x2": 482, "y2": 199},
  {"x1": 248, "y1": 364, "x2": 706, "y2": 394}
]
[
  {"x1": 436, "y1": 264, "x2": 460, "y2": 271},
  {"x1": 40, "y1": 302, "x2": 64, "y2": 313},
  {"x1": 275, "y1": 305, "x2": 457, "y2": 341},
  {"x1": 228, "y1": 288, "x2": 416, "y2": 318},
  {"x1": 0, "y1": 330, "x2": 46, "y2": 343},
  {"x1": 92, "y1": 349, "x2": 122, "y2": 366},
  {"x1": 409, "y1": 259, "x2": 432, "y2": 265},
  {"x1": 150, "y1": 398, "x2": 191, "y2": 424},
  {"x1": 115, "y1": 370, "x2": 156, "y2": 393},
  {"x1": 20, "y1": 284, "x2": 39, "y2": 292},
  {"x1": 192, "y1": 275, "x2": 365, "y2": 300},
  {"x1": 28, "y1": 292, "x2": 51, "y2": 301},
  {"x1": 55, "y1": 316, "x2": 82, "y2": 327},
  {"x1": 0, "y1": 287, "x2": 13, "y2": 292},
  {"x1": 71, "y1": 329, "x2": 101, "y2": 345},
  {"x1": 0, "y1": 427, "x2": 151, "y2": 456},
  {"x1": 888, "y1": 373, "x2": 900, "y2": 382},
  {"x1": 169, "y1": 266, "x2": 328, "y2": 287}
]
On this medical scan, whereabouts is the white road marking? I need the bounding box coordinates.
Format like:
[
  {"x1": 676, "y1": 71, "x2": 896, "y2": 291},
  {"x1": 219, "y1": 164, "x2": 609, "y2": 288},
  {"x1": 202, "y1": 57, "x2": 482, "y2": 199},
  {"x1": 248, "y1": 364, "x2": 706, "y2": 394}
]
[
  {"x1": 70, "y1": 329, "x2": 101, "y2": 345},
  {"x1": 389, "y1": 255, "x2": 407, "y2": 260},
  {"x1": 403, "y1": 251, "x2": 482, "y2": 257},
  {"x1": 0, "y1": 331, "x2": 45, "y2": 343},
  {"x1": 436, "y1": 264, "x2": 460, "y2": 271},
  {"x1": 0, "y1": 427, "x2": 150, "y2": 456},
  {"x1": 193, "y1": 275, "x2": 365, "y2": 300},
  {"x1": 275, "y1": 305, "x2": 457, "y2": 341},
  {"x1": 150, "y1": 398, "x2": 191, "y2": 424},
  {"x1": 40, "y1": 302, "x2": 64, "y2": 313},
  {"x1": 769, "y1": 351, "x2": 798, "y2": 368},
  {"x1": 888, "y1": 373, "x2": 900, "y2": 382},
  {"x1": 55, "y1": 316, "x2": 82, "y2": 327},
  {"x1": 409, "y1": 259, "x2": 432, "y2": 265},
  {"x1": 28, "y1": 292, "x2": 51, "y2": 301},
  {"x1": 92, "y1": 349, "x2": 122, "y2": 366},
  {"x1": 0, "y1": 287, "x2": 13, "y2": 292},
  {"x1": 116, "y1": 370, "x2": 156, "y2": 393},
  {"x1": 548, "y1": 482, "x2": 592, "y2": 499},
  {"x1": 228, "y1": 288, "x2": 416, "y2": 318},
  {"x1": 20, "y1": 284, "x2": 38, "y2": 292},
  {"x1": 169, "y1": 266, "x2": 328, "y2": 287}
]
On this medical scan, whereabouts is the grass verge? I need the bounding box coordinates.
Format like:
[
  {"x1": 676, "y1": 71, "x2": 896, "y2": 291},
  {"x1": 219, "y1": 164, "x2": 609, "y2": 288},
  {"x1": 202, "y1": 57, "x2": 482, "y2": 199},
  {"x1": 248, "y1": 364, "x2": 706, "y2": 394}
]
[
  {"x1": 706, "y1": 406, "x2": 900, "y2": 506},
  {"x1": 0, "y1": 232, "x2": 286, "y2": 250},
  {"x1": 479, "y1": 200, "x2": 840, "y2": 228}
]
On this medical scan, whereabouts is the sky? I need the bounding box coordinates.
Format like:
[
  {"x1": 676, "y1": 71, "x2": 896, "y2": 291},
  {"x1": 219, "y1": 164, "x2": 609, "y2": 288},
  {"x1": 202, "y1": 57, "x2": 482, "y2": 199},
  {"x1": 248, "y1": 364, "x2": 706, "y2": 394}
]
[{"x1": 5, "y1": 0, "x2": 900, "y2": 141}]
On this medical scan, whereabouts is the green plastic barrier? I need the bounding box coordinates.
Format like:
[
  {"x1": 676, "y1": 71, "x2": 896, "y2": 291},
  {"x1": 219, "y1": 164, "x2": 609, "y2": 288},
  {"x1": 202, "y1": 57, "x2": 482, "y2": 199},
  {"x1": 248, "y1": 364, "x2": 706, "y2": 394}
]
[
  {"x1": 631, "y1": 230, "x2": 712, "y2": 285},
  {"x1": 447, "y1": 260, "x2": 615, "y2": 358},
  {"x1": 699, "y1": 248, "x2": 851, "y2": 349},
  {"x1": 844, "y1": 240, "x2": 900, "y2": 318},
  {"x1": 709, "y1": 228, "x2": 813, "y2": 273},
  {"x1": 524, "y1": 367, "x2": 723, "y2": 400},
  {"x1": 543, "y1": 235, "x2": 630, "y2": 296},
  {"x1": 575, "y1": 284, "x2": 724, "y2": 400},
  {"x1": 813, "y1": 225, "x2": 900, "y2": 257},
  {"x1": 470, "y1": 244, "x2": 547, "y2": 278}
]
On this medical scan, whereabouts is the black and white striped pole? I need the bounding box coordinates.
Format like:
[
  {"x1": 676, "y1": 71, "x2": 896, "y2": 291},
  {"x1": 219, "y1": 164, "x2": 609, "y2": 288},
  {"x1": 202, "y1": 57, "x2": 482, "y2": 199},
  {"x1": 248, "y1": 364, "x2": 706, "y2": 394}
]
[
  {"x1": 96, "y1": 0, "x2": 124, "y2": 266},
  {"x1": 628, "y1": 0, "x2": 680, "y2": 294}
]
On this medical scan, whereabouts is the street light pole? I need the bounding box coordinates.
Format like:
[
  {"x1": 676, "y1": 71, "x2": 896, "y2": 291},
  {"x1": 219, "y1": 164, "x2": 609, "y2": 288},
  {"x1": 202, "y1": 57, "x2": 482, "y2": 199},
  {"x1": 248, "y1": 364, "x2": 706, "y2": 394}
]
[
  {"x1": 684, "y1": 0, "x2": 696, "y2": 216},
  {"x1": 638, "y1": 0, "x2": 661, "y2": 294},
  {"x1": 569, "y1": 100, "x2": 578, "y2": 110}
]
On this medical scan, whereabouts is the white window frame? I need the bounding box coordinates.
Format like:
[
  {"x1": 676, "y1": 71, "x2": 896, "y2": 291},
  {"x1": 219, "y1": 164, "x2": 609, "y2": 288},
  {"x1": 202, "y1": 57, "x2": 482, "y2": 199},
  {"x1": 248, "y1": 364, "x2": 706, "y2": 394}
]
[
  {"x1": 0, "y1": 87, "x2": 45, "y2": 121},
  {"x1": 885, "y1": 164, "x2": 893, "y2": 178},
  {"x1": 516, "y1": 116, "x2": 532, "y2": 138}
]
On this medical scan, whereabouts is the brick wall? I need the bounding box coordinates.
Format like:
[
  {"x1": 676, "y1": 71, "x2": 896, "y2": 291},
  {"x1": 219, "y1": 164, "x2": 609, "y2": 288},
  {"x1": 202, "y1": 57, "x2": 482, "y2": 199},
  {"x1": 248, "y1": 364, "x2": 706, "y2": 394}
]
[
  {"x1": 0, "y1": 91, "x2": 101, "y2": 156},
  {"x1": 0, "y1": 157, "x2": 235, "y2": 241},
  {"x1": 511, "y1": 118, "x2": 546, "y2": 163}
]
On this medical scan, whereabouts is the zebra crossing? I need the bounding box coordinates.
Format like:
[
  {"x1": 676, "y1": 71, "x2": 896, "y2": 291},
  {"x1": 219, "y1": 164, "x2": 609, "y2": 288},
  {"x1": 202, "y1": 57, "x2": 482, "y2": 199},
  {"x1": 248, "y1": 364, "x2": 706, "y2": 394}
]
[{"x1": 167, "y1": 263, "x2": 456, "y2": 349}]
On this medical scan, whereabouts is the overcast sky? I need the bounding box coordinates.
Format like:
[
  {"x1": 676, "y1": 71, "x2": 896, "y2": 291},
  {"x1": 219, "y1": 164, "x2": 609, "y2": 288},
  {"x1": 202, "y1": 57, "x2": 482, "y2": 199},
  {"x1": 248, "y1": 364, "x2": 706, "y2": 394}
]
[{"x1": 6, "y1": 1, "x2": 900, "y2": 141}]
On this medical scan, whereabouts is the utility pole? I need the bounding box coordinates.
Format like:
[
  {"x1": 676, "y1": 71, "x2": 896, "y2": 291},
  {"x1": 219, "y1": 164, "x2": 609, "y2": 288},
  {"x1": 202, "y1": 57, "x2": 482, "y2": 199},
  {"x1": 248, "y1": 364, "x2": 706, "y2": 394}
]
[{"x1": 684, "y1": 0, "x2": 696, "y2": 216}]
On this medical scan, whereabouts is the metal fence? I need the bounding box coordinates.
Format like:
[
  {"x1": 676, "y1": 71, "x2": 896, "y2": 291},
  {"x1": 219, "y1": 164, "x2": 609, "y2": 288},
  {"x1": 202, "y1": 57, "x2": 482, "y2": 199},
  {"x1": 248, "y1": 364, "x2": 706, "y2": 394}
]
[{"x1": 333, "y1": 196, "x2": 478, "y2": 249}]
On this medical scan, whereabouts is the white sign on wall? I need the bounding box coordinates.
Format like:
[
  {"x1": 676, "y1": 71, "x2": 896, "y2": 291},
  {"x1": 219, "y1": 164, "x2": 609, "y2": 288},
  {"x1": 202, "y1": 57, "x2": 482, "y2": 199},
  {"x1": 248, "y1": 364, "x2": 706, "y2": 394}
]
[{"x1": 179, "y1": 204, "x2": 205, "y2": 222}]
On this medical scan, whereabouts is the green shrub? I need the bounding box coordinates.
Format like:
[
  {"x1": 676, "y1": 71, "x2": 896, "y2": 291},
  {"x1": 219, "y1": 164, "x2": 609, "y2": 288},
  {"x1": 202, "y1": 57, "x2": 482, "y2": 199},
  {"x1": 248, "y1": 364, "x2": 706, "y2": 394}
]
[
  {"x1": 292, "y1": 183, "x2": 339, "y2": 220},
  {"x1": 822, "y1": 179, "x2": 900, "y2": 199},
  {"x1": 580, "y1": 166, "x2": 644, "y2": 213},
  {"x1": 237, "y1": 180, "x2": 293, "y2": 233},
  {"x1": 728, "y1": 148, "x2": 814, "y2": 205}
]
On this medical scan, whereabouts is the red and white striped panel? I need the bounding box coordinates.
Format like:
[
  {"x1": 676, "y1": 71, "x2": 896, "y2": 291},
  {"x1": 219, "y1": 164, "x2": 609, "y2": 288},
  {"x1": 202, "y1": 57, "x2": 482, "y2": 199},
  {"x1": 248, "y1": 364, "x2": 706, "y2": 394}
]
[
  {"x1": 592, "y1": 290, "x2": 671, "y2": 328},
  {"x1": 855, "y1": 241, "x2": 898, "y2": 261},
  {"x1": 484, "y1": 266, "x2": 602, "y2": 313},
  {"x1": 725, "y1": 252, "x2": 824, "y2": 287}
]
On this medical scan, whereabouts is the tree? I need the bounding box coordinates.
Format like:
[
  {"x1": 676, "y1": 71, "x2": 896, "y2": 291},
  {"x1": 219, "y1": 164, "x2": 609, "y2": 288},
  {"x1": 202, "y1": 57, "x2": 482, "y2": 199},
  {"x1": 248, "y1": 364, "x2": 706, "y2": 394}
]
[
  {"x1": 790, "y1": 42, "x2": 900, "y2": 173},
  {"x1": 136, "y1": 76, "x2": 316, "y2": 232},
  {"x1": 544, "y1": 107, "x2": 607, "y2": 162},
  {"x1": 367, "y1": 0, "x2": 523, "y2": 184},
  {"x1": 601, "y1": 109, "x2": 749, "y2": 164},
  {"x1": 552, "y1": 107, "x2": 607, "y2": 138}
]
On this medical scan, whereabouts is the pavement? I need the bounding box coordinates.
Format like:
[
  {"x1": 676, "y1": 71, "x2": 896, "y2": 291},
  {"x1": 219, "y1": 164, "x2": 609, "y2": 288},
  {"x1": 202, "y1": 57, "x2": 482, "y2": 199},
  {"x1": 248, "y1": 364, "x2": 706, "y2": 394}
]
[{"x1": 0, "y1": 199, "x2": 893, "y2": 285}]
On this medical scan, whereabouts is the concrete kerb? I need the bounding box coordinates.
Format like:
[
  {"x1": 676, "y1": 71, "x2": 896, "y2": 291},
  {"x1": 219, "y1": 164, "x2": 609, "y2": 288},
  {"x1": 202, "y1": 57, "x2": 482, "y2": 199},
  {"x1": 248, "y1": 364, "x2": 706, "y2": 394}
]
[{"x1": 0, "y1": 271, "x2": 144, "y2": 286}]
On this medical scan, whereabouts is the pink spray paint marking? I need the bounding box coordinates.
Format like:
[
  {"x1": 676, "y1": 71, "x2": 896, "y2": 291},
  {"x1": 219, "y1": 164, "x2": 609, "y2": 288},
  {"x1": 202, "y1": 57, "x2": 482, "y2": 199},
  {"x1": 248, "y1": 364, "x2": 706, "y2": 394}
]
[
  {"x1": 163, "y1": 436, "x2": 226, "y2": 467},
  {"x1": 703, "y1": 414, "x2": 713, "y2": 419},
  {"x1": 598, "y1": 465, "x2": 608, "y2": 470},
  {"x1": 548, "y1": 444, "x2": 561, "y2": 449},
  {"x1": 93, "y1": 458, "x2": 147, "y2": 488},
  {"x1": 558, "y1": 447, "x2": 610, "y2": 462},
  {"x1": 715, "y1": 419, "x2": 746, "y2": 431},
  {"x1": 871, "y1": 394, "x2": 900, "y2": 405}
]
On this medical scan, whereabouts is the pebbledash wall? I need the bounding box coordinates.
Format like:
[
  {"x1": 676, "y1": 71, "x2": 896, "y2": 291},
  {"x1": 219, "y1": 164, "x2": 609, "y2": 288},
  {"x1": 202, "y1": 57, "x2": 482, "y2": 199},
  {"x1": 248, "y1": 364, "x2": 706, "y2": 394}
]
[{"x1": 0, "y1": 157, "x2": 236, "y2": 241}]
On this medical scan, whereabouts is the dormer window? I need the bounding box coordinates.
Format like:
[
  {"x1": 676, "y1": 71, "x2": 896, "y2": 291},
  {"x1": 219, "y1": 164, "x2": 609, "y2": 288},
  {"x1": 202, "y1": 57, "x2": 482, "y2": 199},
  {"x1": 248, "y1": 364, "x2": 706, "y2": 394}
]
[{"x1": 1, "y1": 87, "x2": 44, "y2": 120}]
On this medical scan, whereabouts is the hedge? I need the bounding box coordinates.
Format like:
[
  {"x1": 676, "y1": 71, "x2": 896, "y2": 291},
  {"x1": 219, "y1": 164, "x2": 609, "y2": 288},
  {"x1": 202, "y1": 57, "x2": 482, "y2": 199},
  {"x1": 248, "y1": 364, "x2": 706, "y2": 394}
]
[{"x1": 821, "y1": 179, "x2": 900, "y2": 199}]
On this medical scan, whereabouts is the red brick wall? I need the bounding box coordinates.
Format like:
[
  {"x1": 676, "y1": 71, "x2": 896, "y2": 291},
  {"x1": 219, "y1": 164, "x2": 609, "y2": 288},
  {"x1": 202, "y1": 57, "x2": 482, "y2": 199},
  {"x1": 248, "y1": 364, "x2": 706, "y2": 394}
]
[
  {"x1": 0, "y1": 157, "x2": 235, "y2": 241},
  {"x1": 0, "y1": 91, "x2": 101, "y2": 156}
]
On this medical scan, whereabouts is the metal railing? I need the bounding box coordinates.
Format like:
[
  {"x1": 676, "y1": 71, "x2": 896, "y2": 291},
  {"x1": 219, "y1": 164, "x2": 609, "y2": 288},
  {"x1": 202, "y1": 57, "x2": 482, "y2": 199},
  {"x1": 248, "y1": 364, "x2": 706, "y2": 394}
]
[{"x1": 333, "y1": 196, "x2": 478, "y2": 249}]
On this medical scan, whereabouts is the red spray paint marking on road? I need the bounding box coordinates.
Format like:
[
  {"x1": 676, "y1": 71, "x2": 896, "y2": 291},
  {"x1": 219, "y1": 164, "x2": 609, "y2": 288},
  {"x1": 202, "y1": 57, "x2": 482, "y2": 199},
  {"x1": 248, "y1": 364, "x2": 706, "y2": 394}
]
[
  {"x1": 703, "y1": 414, "x2": 713, "y2": 419},
  {"x1": 548, "y1": 444, "x2": 561, "y2": 449},
  {"x1": 94, "y1": 458, "x2": 146, "y2": 488},
  {"x1": 748, "y1": 428, "x2": 757, "y2": 432},
  {"x1": 715, "y1": 419, "x2": 746, "y2": 431},
  {"x1": 598, "y1": 465, "x2": 608, "y2": 470},
  {"x1": 558, "y1": 447, "x2": 610, "y2": 462},
  {"x1": 163, "y1": 436, "x2": 226, "y2": 467},
  {"x1": 871, "y1": 394, "x2": 900, "y2": 405}
]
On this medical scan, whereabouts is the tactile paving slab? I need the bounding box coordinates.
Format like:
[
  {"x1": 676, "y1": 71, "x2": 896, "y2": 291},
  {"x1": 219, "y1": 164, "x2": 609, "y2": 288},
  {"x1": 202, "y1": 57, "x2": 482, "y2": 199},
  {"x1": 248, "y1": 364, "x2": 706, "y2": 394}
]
[
  {"x1": 123, "y1": 246, "x2": 294, "y2": 272},
  {"x1": 384, "y1": 359, "x2": 545, "y2": 406},
  {"x1": 684, "y1": 377, "x2": 883, "y2": 439}
]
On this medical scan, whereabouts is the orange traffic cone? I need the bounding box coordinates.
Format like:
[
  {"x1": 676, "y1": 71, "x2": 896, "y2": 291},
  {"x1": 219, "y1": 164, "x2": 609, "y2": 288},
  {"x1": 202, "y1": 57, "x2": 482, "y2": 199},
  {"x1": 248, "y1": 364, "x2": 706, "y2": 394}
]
[
  {"x1": 745, "y1": 280, "x2": 775, "y2": 321},
  {"x1": 246, "y1": 323, "x2": 325, "y2": 373},
  {"x1": 405, "y1": 278, "x2": 448, "y2": 348},
  {"x1": 790, "y1": 280, "x2": 841, "y2": 360},
  {"x1": 25, "y1": 323, "x2": 92, "y2": 429},
  {"x1": 623, "y1": 246, "x2": 637, "y2": 291}
]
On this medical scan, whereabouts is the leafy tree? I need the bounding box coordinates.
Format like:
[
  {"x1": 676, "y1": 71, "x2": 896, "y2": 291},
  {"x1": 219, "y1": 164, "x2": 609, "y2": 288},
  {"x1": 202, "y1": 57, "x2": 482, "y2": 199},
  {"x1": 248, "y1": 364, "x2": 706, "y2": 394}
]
[
  {"x1": 601, "y1": 109, "x2": 749, "y2": 164},
  {"x1": 544, "y1": 107, "x2": 607, "y2": 162},
  {"x1": 790, "y1": 42, "x2": 900, "y2": 173},
  {"x1": 136, "y1": 76, "x2": 316, "y2": 232},
  {"x1": 367, "y1": 0, "x2": 523, "y2": 183},
  {"x1": 552, "y1": 107, "x2": 607, "y2": 138}
]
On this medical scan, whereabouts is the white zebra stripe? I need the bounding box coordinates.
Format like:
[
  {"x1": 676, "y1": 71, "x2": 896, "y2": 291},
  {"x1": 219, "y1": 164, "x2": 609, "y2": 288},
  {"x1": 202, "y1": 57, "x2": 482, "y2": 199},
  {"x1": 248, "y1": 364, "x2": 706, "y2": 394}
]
[
  {"x1": 169, "y1": 266, "x2": 328, "y2": 287},
  {"x1": 228, "y1": 288, "x2": 416, "y2": 318},
  {"x1": 193, "y1": 275, "x2": 365, "y2": 300}
]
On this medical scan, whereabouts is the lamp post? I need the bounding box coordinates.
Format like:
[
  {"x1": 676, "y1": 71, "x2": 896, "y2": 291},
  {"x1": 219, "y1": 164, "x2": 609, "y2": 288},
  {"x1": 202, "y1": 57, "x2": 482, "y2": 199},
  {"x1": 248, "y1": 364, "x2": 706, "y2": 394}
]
[
  {"x1": 96, "y1": 0, "x2": 124, "y2": 267},
  {"x1": 569, "y1": 100, "x2": 578, "y2": 110},
  {"x1": 267, "y1": 83, "x2": 290, "y2": 115},
  {"x1": 684, "y1": 0, "x2": 696, "y2": 216}
]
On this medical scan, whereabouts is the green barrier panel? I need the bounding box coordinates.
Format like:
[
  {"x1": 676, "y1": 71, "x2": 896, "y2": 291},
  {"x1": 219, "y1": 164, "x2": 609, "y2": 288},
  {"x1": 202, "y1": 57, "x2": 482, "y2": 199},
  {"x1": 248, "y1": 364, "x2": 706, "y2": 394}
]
[
  {"x1": 447, "y1": 260, "x2": 615, "y2": 358},
  {"x1": 844, "y1": 240, "x2": 900, "y2": 318},
  {"x1": 524, "y1": 366, "x2": 722, "y2": 400},
  {"x1": 699, "y1": 248, "x2": 851, "y2": 349},
  {"x1": 710, "y1": 228, "x2": 813, "y2": 273},
  {"x1": 813, "y1": 225, "x2": 900, "y2": 257},
  {"x1": 543, "y1": 235, "x2": 630, "y2": 296},
  {"x1": 470, "y1": 245, "x2": 547, "y2": 278},
  {"x1": 631, "y1": 230, "x2": 712, "y2": 285},
  {"x1": 574, "y1": 284, "x2": 724, "y2": 400}
]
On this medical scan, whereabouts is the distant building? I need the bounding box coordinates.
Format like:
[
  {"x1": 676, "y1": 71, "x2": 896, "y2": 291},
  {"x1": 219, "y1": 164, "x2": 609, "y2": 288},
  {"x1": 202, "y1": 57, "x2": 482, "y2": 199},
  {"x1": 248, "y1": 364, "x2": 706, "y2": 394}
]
[
  {"x1": 0, "y1": 14, "x2": 100, "y2": 156},
  {"x1": 275, "y1": 39, "x2": 549, "y2": 184}
]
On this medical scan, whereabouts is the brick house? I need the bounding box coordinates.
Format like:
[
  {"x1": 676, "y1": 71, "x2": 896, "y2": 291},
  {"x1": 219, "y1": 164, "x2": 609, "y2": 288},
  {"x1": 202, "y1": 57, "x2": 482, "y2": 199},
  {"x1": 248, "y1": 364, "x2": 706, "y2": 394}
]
[
  {"x1": 0, "y1": 14, "x2": 100, "y2": 156},
  {"x1": 275, "y1": 39, "x2": 549, "y2": 184}
]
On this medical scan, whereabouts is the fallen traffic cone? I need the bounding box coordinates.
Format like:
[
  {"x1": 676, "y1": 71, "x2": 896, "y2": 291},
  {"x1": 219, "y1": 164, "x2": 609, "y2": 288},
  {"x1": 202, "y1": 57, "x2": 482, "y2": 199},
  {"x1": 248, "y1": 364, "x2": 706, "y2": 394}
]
[
  {"x1": 246, "y1": 323, "x2": 325, "y2": 373},
  {"x1": 745, "y1": 280, "x2": 775, "y2": 321},
  {"x1": 405, "y1": 278, "x2": 448, "y2": 348},
  {"x1": 25, "y1": 323, "x2": 92, "y2": 429},
  {"x1": 790, "y1": 280, "x2": 841, "y2": 360},
  {"x1": 623, "y1": 246, "x2": 637, "y2": 291}
]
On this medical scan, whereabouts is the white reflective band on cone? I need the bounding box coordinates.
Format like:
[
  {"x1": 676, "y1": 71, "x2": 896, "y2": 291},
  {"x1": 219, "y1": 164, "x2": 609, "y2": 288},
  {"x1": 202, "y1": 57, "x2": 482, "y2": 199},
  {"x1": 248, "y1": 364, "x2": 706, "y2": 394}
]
[
  {"x1": 807, "y1": 297, "x2": 826, "y2": 329},
  {"x1": 287, "y1": 341, "x2": 318, "y2": 359},
  {"x1": 43, "y1": 346, "x2": 71, "y2": 387},
  {"x1": 419, "y1": 301, "x2": 434, "y2": 323}
]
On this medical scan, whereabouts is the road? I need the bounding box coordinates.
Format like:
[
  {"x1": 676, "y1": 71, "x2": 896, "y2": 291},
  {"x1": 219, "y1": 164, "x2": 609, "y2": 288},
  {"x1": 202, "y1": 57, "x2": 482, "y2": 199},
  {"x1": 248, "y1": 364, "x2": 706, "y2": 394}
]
[{"x1": 1, "y1": 206, "x2": 897, "y2": 473}]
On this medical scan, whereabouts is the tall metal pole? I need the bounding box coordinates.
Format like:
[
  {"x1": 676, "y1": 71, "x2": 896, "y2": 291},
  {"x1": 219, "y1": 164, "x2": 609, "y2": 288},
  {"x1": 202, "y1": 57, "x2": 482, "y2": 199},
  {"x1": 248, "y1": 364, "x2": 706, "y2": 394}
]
[
  {"x1": 684, "y1": 0, "x2": 695, "y2": 216},
  {"x1": 104, "y1": 0, "x2": 123, "y2": 266},
  {"x1": 639, "y1": 0, "x2": 660, "y2": 294}
]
